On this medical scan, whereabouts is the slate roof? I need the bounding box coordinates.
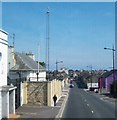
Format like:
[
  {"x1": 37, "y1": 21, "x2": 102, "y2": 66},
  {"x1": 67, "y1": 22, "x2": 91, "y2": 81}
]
[{"x1": 11, "y1": 52, "x2": 45, "y2": 71}]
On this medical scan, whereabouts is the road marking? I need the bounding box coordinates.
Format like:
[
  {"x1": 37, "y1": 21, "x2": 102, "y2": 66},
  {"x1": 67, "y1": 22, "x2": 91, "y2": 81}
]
[
  {"x1": 54, "y1": 106, "x2": 61, "y2": 108},
  {"x1": 16, "y1": 112, "x2": 37, "y2": 115},
  {"x1": 100, "y1": 98, "x2": 103, "y2": 100},
  {"x1": 87, "y1": 104, "x2": 89, "y2": 106},
  {"x1": 91, "y1": 110, "x2": 94, "y2": 113},
  {"x1": 62, "y1": 95, "x2": 67, "y2": 97}
]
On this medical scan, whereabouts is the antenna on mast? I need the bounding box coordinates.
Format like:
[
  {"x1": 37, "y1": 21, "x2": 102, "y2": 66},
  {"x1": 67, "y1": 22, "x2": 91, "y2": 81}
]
[{"x1": 46, "y1": 7, "x2": 50, "y2": 80}]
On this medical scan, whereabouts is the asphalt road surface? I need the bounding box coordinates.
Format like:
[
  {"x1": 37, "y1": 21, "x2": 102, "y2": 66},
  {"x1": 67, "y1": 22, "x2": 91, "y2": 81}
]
[{"x1": 62, "y1": 80, "x2": 115, "y2": 118}]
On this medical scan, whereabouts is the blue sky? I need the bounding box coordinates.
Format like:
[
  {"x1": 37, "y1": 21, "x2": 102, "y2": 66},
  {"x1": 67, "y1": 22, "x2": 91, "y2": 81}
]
[{"x1": 2, "y1": 2, "x2": 115, "y2": 70}]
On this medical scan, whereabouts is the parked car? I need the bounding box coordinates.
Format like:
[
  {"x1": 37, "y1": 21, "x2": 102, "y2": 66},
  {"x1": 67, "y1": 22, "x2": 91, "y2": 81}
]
[
  {"x1": 84, "y1": 88, "x2": 90, "y2": 92},
  {"x1": 94, "y1": 89, "x2": 98, "y2": 93},
  {"x1": 69, "y1": 84, "x2": 74, "y2": 88}
]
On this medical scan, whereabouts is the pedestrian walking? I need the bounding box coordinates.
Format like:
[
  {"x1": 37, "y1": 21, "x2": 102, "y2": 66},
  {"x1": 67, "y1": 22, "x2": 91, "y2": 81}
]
[{"x1": 53, "y1": 94, "x2": 57, "y2": 106}]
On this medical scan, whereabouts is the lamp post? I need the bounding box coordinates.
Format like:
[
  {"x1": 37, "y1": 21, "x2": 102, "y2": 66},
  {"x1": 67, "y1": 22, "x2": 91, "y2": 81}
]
[
  {"x1": 87, "y1": 65, "x2": 93, "y2": 90},
  {"x1": 104, "y1": 46, "x2": 116, "y2": 81},
  {"x1": 104, "y1": 47, "x2": 117, "y2": 119},
  {"x1": 55, "y1": 61, "x2": 63, "y2": 78}
]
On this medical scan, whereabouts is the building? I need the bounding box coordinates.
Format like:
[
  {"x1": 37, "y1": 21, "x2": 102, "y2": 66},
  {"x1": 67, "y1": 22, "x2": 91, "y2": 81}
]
[
  {"x1": 86, "y1": 75, "x2": 99, "y2": 91},
  {"x1": 59, "y1": 67, "x2": 68, "y2": 75},
  {"x1": 98, "y1": 70, "x2": 117, "y2": 94},
  {"x1": 8, "y1": 51, "x2": 46, "y2": 82},
  {"x1": 7, "y1": 46, "x2": 46, "y2": 108},
  {"x1": 0, "y1": 29, "x2": 16, "y2": 119}
]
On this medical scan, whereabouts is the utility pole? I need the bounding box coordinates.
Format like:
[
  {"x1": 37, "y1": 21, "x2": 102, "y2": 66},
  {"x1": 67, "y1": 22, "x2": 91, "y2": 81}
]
[
  {"x1": 13, "y1": 33, "x2": 15, "y2": 48},
  {"x1": 55, "y1": 60, "x2": 63, "y2": 79},
  {"x1": 46, "y1": 7, "x2": 50, "y2": 80},
  {"x1": 104, "y1": 46, "x2": 117, "y2": 120},
  {"x1": 112, "y1": 45, "x2": 115, "y2": 81},
  {"x1": 104, "y1": 46, "x2": 116, "y2": 81},
  {"x1": 87, "y1": 65, "x2": 92, "y2": 90},
  {"x1": 56, "y1": 60, "x2": 63, "y2": 72}
]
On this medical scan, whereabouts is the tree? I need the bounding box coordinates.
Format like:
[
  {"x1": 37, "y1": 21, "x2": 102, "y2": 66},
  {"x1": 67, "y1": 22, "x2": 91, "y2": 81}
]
[{"x1": 36, "y1": 61, "x2": 46, "y2": 67}]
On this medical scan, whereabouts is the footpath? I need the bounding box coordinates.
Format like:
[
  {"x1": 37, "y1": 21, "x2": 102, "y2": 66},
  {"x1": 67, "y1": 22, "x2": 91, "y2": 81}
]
[{"x1": 15, "y1": 85, "x2": 69, "y2": 118}]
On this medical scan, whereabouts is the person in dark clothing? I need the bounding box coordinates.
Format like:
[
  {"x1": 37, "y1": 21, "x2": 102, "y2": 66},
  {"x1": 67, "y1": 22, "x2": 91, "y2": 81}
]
[{"x1": 53, "y1": 94, "x2": 57, "y2": 106}]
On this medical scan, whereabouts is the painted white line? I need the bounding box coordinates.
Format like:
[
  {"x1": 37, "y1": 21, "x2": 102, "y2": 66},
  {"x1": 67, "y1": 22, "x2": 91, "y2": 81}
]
[
  {"x1": 87, "y1": 104, "x2": 89, "y2": 106},
  {"x1": 91, "y1": 111, "x2": 94, "y2": 113},
  {"x1": 62, "y1": 95, "x2": 67, "y2": 97},
  {"x1": 54, "y1": 106, "x2": 61, "y2": 108},
  {"x1": 16, "y1": 112, "x2": 37, "y2": 115},
  {"x1": 100, "y1": 98, "x2": 103, "y2": 100}
]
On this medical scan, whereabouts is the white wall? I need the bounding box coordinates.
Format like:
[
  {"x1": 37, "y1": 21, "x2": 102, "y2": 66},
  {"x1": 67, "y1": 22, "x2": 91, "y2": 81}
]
[
  {"x1": 27, "y1": 71, "x2": 46, "y2": 81},
  {"x1": 87, "y1": 83, "x2": 98, "y2": 89},
  {"x1": 0, "y1": 29, "x2": 8, "y2": 86},
  {"x1": 39, "y1": 72, "x2": 46, "y2": 81},
  {"x1": 2, "y1": 91, "x2": 9, "y2": 118},
  {"x1": 9, "y1": 70, "x2": 46, "y2": 82}
]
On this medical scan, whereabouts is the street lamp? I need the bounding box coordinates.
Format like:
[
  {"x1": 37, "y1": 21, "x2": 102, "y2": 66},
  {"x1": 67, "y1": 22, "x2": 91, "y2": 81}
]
[
  {"x1": 104, "y1": 46, "x2": 116, "y2": 81},
  {"x1": 55, "y1": 61, "x2": 63, "y2": 79},
  {"x1": 56, "y1": 61, "x2": 63, "y2": 72},
  {"x1": 87, "y1": 65, "x2": 93, "y2": 90}
]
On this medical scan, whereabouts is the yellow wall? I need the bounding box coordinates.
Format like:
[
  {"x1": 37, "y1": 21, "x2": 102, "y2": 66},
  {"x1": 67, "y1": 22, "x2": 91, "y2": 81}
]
[
  {"x1": 47, "y1": 79, "x2": 62, "y2": 106},
  {"x1": 22, "y1": 82, "x2": 27, "y2": 104},
  {"x1": 22, "y1": 80, "x2": 62, "y2": 106}
]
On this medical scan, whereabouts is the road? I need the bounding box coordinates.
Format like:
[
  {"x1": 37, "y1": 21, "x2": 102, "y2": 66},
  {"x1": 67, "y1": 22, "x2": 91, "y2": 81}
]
[{"x1": 62, "y1": 80, "x2": 115, "y2": 118}]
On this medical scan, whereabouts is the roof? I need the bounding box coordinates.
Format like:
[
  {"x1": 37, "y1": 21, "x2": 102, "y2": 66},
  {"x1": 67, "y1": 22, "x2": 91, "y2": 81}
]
[
  {"x1": 99, "y1": 70, "x2": 117, "y2": 79},
  {"x1": 11, "y1": 52, "x2": 45, "y2": 71},
  {"x1": 0, "y1": 29, "x2": 8, "y2": 35}
]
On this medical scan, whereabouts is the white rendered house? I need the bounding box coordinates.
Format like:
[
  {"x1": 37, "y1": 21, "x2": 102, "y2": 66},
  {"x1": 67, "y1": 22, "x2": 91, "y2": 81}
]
[
  {"x1": 0, "y1": 29, "x2": 16, "y2": 119},
  {"x1": 8, "y1": 52, "x2": 46, "y2": 82}
]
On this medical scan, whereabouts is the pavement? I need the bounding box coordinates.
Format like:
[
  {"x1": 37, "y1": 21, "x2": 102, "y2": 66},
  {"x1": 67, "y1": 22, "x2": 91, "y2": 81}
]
[{"x1": 15, "y1": 84, "x2": 69, "y2": 118}]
